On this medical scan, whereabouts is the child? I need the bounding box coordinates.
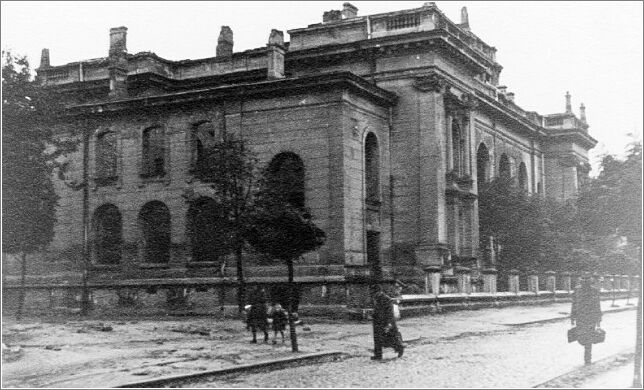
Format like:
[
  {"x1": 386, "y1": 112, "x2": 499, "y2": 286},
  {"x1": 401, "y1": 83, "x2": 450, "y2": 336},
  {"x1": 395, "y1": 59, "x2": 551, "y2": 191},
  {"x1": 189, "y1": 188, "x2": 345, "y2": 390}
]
[{"x1": 269, "y1": 302, "x2": 288, "y2": 344}]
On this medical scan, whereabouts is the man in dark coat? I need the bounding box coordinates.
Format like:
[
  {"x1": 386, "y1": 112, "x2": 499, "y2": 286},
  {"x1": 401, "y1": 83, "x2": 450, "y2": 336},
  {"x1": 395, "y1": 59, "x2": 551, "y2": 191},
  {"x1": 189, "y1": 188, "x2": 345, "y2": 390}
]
[
  {"x1": 371, "y1": 284, "x2": 404, "y2": 360},
  {"x1": 247, "y1": 286, "x2": 269, "y2": 343},
  {"x1": 571, "y1": 274, "x2": 602, "y2": 365}
]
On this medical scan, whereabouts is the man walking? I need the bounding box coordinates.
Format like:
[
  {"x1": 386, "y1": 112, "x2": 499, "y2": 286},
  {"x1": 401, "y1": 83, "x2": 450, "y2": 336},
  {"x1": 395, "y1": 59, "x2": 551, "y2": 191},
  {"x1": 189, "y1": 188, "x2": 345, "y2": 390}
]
[{"x1": 371, "y1": 284, "x2": 404, "y2": 360}]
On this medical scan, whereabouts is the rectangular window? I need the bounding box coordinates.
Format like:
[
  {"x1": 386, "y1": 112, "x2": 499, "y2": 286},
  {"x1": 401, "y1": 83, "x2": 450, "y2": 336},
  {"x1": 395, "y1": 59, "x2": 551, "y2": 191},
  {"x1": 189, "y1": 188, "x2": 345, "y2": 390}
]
[
  {"x1": 142, "y1": 127, "x2": 165, "y2": 178},
  {"x1": 96, "y1": 132, "x2": 117, "y2": 185}
]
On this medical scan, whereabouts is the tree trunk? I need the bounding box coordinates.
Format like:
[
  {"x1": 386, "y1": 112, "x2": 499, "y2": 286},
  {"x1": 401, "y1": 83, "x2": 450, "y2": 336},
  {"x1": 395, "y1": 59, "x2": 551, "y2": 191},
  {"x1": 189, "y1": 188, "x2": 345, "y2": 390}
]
[
  {"x1": 16, "y1": 252, "x2": 27, "y2": 320},
  {"x1": 287, "y1": 258, "x2": 298, "y2": 352},
  {"x1": 236, "y1": 243, "x2": 245, "y2": 314}
]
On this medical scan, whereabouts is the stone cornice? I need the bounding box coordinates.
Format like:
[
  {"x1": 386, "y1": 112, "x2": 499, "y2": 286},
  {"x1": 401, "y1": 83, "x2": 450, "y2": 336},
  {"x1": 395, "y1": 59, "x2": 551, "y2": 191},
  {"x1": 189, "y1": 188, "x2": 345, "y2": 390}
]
[
  {"x1": 63, "y1": 72, "x2": 398, "y2": 116},
  {"x1": 542, "y1": 129, "x2": 598, "y2": 150}
]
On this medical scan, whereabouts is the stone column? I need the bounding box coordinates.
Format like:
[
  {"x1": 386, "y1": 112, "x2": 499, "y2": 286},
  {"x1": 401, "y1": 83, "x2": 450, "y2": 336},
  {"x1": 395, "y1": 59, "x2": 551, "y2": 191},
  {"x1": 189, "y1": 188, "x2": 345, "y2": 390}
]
[
  {"x1": 455, "y1": 266, "x2": 471, "y2": 294},
  {"x1": 527, "y1": 271, "x2": 539, "y2": 293},
  {"x1": 545, "y1": 271, "x2": 556, "y2": 293},
  {"x1": 560, "y1": 272, "x2": 572, "y2": 292},
  {"x1": 424, "y1": 266, "x2": 442, "y2": 295},
  {"x1": 481, "y1": 268, "x2": 497, "y2": 294},
  {"x1": 509, "y1": 269, "x2": 520, "y2": 294}
]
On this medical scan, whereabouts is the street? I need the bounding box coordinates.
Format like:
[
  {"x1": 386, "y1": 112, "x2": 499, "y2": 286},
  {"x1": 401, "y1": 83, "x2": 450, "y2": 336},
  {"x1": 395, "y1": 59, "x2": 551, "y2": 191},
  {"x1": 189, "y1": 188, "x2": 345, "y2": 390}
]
[
  {"x1": 195, "y1": 309, "x2": 637, "y2": 388},
  {"x1": 1, "y1": 299, "x2": 638, "y2": 388}
]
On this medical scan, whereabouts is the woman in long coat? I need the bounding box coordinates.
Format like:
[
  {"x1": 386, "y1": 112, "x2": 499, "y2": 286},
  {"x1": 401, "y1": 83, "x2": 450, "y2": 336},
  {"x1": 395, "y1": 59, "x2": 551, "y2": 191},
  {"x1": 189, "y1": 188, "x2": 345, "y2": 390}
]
[
  {"x1": 570, "y1": 275, "x2": 602, "y2": 365},
  {"x1": 371, "y1": 284, "x2": 404, "y2": 360}
]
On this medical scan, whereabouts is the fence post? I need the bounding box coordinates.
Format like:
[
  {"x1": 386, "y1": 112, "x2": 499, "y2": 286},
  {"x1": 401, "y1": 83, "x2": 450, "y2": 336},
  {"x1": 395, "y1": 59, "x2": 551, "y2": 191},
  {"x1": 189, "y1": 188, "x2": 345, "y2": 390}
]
[
  {"x1": 509, "y1": 269, "x2": 520, "y2": 294},
  {"x1": 560, "y1": 271, "x2": 572, "y2": 293},
  {"x1": 528, "y1": 271, "x2": 539, "y2": 294},
  {"x1": 424, "y1": 266, "x2": 442, "y2": 295},
  {"x1": 455, "y1": 266, "x2": 472, "y2": 295},
  {"x1": 482, "y1": 268, "x2": 498, "y2": 294}
]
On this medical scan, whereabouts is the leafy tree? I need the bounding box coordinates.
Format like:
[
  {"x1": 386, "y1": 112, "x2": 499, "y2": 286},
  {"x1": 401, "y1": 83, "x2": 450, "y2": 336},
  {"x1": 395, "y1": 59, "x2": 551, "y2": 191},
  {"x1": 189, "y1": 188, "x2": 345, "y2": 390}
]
[
  {"x1": 2, "y1": 51, "x2": 65, "y2": 318},
  {"x1": 577, "y1": 140, "x2": 642, "y2": 275},
  {"x1": 196, "y1": 133, "x2": 262, "y2": 313},
  {"x1": 478, "y1": 175, "x2": 584, "y2": 282},
  {"x1": 246, "y1": 185, "x2": 325, "y2": 352}
]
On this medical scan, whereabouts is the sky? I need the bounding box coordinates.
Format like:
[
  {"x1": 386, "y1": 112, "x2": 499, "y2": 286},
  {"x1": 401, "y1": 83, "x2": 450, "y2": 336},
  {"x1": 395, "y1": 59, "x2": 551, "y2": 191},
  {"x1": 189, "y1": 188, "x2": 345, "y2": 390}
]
[{"x1": 2, "y1": 1, "x2": 642, "y2": 175}]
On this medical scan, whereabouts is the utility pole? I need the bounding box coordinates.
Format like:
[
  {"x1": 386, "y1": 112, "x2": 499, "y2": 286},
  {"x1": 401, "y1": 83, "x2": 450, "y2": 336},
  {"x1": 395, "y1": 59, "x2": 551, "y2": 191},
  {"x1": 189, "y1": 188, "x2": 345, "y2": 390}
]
[{"x1": 80, "y1": 125, "x2": 91, "y2": 315}]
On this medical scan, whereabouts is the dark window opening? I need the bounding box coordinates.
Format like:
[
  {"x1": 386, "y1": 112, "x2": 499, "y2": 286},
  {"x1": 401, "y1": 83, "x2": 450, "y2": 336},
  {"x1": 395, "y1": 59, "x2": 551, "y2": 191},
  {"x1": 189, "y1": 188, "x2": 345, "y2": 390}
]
[
  {"x1": 266, "y1": 152, "x2": 305, "y2": 209},
  {"x1": 92, "y1": 204, "x2": 122, "y2": 265},
  {"x1": 138, "y1": 201, "x2": 171, "y2": 263},
  {"x1": 142, "y1": 127, "x2": 165, "y2": 178}
]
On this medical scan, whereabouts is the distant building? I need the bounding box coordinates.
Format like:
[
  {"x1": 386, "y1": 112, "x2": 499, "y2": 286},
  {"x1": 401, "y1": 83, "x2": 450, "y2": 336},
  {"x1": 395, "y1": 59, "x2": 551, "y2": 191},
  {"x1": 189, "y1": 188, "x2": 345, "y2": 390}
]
[{"x1": 25, "y1": 3, "x2": 596, "y2": 299}]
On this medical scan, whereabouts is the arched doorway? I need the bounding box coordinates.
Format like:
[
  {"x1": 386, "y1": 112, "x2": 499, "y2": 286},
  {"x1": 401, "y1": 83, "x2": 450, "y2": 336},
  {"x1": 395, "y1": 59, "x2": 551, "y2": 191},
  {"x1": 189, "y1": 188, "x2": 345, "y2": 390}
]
[
  {"x1": 138, "y1": 201, "x2": 171, "y2": 263},
  {"x1": 476, "y1": 143, "x2": 490, "y2": 189},
  {"x1": 92, "y1": 204, "x2": 122, "y2": 265},
  {"x1": 186, "y1": 197, "x2": 230, "y2": 263},
  {"x1": 266, "y1": 152, "x2": 305, "y2": 209}
]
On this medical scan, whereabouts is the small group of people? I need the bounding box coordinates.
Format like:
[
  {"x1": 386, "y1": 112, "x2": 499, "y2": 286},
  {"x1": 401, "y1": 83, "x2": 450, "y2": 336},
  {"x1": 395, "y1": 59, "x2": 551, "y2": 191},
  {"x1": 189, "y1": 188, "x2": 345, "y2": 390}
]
[
  {"x1": 246, "y1": 275, "x2": 605, "y2": 365},
  {"x1": 245, "y1": 286, "x2": 294, "y2": 344}
]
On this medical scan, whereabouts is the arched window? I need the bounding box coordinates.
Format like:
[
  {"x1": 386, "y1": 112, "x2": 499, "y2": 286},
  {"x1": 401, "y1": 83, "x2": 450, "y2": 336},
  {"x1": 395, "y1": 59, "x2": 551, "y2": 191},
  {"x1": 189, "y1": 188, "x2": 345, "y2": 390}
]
[
  {"x1": 518, "y1": 162, "x2": 528, "y2": 191},
  {"x1": 92, "y1": 204, "x2": 122, "y2": 264},
  {"x1": 266, "y1": 152, "x2": 305, "y2": 209},
  {"x1": 499, "y1": 154, "x2": 511, "y2": 180},
  {"x1": 96, "y1": 131, "x2": 117, "y2": 184},
  {"x1": 476, "y1": 143, "x2": 490, "y2": 188},
  {"x1": 142, "y1": 127, "x2": 165, "y2": 178},
  {"x1": 191, "y1": 121, "x2": 220, "y2": 173},
  {"x1": 138, "y1": 201, "x2": 171, "y2": 263},
  {"x1": 187, "y1": 197, "x2": 230, "y2": 263},
  {"x1": 365, "y1": 132, "x2": 380, "y2": 203}
]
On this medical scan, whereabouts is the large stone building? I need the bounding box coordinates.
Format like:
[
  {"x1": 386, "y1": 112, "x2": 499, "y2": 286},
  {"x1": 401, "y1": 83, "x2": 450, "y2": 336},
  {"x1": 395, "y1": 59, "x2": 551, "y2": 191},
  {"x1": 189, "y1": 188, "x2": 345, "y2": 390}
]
[{"x1": 31, "y1": 2, "x2": 596, "y2": 299}]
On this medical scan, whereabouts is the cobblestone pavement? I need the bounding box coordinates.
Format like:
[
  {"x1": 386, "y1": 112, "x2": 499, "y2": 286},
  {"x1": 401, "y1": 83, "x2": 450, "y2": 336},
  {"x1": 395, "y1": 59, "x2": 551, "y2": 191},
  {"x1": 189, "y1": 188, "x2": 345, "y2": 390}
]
[
  {"x1": 1, "y1": 298, "x2": 637, "y2": 388},
  {"x1": 193, "y1": 307, "x2": 638, "y2": 388}
]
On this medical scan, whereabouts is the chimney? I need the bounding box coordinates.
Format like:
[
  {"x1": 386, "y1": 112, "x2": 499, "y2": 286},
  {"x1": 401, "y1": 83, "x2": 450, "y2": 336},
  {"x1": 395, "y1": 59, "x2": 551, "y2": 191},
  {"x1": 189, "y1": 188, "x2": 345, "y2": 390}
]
[
  {"x1": 342, "y1": 3, "x2": 358, "y2": 19},
  {"x1": 579, "y1": 103, "x2": 586, "y2": 123},
  {"x1": 216, "y1": 26, "x2": 233, "y2": 57},
  {"x1": 267, "y1": 29, "x2": 285, "y2": 80},
  {"x1": 39, "y1": 48, "x2": 50, "y2": 69},
  {"x1": 497, "y1": 85, "x2": 507, "y2": 96},
  {"x1": 565, "y1": 91, "x2": 572, "y2": 113},
  {"x1": 423, "y1": 2, "x2": 436, "y2": 7},
  {"x1": 460, "y1": 7, "x2": 470, "y2": 30},
  {"x1": 108, "y1": 26, "x2": 128, "y2": 99},
  {"x1": 506, "y1": 92, "x2": 515, "y2": 103},
  {"x1": 109, "y1": 26, "x2": 128, "y2": 57},
  {"x1": 323, "y1": 10, "x2": 342, "y2": 23}
]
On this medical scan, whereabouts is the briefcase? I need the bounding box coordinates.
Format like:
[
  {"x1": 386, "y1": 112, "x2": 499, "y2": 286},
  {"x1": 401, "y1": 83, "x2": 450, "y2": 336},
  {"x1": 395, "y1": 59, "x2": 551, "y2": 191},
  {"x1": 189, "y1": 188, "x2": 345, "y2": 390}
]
[
  {"x1": 567, "y1": 327, "x2": 578, "y2": 343},
  {"x1": 591, "y1": 328, "x2": 606, "y2": 344}
]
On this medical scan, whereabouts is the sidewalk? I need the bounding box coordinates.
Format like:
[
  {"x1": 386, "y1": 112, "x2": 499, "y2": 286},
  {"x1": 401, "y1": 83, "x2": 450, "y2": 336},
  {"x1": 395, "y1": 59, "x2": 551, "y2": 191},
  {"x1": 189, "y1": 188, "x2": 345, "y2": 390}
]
[
  {"x1": 535, "y1": 350, "x2": 641, "y2": 388},
  {"x1": 1, "y1": 298, "x2": 636, "y2": 388}
]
